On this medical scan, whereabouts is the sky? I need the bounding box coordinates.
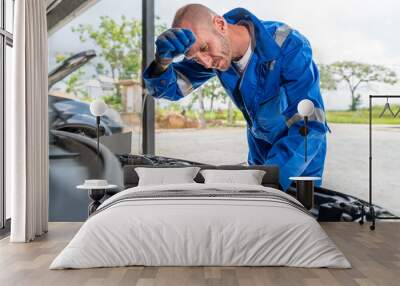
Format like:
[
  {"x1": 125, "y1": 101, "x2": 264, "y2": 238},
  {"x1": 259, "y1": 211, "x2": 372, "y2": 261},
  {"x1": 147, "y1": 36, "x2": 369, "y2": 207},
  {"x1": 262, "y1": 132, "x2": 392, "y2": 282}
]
[{"x1": 48, "y1": 0, "x2": 400, "y2": 110}]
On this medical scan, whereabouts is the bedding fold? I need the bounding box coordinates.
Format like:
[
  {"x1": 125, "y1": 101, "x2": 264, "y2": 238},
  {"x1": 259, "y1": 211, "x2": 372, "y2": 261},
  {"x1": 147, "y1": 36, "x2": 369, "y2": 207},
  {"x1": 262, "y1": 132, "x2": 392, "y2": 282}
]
[{"x1": 50, "y1": 183, "x2": 351, "y2": 269}]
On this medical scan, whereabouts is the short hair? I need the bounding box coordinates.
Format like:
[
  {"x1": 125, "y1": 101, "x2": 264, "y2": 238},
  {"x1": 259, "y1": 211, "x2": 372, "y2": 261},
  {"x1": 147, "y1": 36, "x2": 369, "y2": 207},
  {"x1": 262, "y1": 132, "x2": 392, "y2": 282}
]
[{"x1": 172, "y1": 4, "x2": 217, "y2": 29}]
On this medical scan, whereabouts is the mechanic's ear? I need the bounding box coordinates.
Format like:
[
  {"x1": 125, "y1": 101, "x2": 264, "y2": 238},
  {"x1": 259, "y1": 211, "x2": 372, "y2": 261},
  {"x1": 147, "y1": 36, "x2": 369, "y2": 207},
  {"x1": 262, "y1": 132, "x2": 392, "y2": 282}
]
[{"x1": 213, "y1": 15, "x2": 227, "y2": 33}]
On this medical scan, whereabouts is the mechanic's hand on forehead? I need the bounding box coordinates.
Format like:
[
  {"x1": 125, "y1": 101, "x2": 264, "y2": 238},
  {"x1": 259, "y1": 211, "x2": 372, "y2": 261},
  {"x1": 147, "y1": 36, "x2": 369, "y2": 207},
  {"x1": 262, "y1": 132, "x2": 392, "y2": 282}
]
[{"x1": 155, "y1": 28, "x2": 196, "y2": 66}]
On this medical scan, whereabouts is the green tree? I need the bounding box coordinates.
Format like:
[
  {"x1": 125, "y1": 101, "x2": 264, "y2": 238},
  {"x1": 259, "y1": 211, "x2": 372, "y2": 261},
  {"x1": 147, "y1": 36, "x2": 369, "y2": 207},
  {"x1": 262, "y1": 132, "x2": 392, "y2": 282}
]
[
  {"x1": 72, "y1": 16, "x2": 142, "y2": 96},
  {"x1": 72, "y1": 16, "x2": 167, "y2": 98},
  {"x1": 202, "y1": 78, "x2": 227, "y2": 112},
  {"x1": 323, "y1": 61, "x2": 397, "y2": 111},
  {"x1": 55, "y1": 53, "x2": 86, "y2": 98},
  {"x1": 190, "y1": 88, "x2": 207, "y2": 128},
  {"x1": 189, "y1": 78, "x2": 229, "y2": 127},
  {"x1": 318, "y1": 63, "x2": 336, "y2": 91}
]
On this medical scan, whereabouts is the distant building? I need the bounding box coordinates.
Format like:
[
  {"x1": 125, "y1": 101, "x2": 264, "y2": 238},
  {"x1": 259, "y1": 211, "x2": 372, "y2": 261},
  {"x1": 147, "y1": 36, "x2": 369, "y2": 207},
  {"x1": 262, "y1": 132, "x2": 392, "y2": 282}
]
[
  {"x1": 50, "y1": 76, "x2": 143, "y2": 115},
  {"x1": 118, "y1": 79, "x2": 142, "y2": 113},
  {"x1": 81, "y1": 75, "x2": 115, "y2": 99},
  {"x1": 81, "y1": 79, "x2": 102, "y2": 99}
]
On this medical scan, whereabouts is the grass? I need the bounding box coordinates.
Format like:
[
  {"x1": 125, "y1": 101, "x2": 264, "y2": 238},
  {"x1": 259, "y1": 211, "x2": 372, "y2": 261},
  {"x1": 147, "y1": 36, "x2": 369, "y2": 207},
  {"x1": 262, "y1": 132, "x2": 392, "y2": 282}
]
[
  {"x1": 157, "y1": 105, "x2": 400, "y2": 126},
  {"x1": 157, "y1": 108, "x2": 245, "y2": 123},
  {"x1": 327, "y1": 105, "x2": 400, "y2": 124}
]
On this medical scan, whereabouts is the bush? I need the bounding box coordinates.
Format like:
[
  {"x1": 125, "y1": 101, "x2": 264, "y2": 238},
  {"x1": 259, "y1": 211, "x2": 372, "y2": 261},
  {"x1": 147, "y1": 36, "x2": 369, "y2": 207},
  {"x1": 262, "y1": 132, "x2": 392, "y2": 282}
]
[{"x1": 102, "y1": 95, "x2": 122, "y2": 112}]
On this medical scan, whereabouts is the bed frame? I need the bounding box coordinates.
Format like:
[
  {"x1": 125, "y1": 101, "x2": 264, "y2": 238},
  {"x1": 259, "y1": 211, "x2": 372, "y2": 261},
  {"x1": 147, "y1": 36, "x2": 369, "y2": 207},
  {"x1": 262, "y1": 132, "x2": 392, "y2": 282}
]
[{"x1": 123, "y1": 164, "x2": 281, "y2": 190}]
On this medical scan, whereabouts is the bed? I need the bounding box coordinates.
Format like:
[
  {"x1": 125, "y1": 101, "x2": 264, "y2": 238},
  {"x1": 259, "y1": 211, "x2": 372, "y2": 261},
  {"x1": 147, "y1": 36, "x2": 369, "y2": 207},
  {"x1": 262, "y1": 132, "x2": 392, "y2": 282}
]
[{"x1": 50, "y1": 165, "x2": 351, "y2": 269}]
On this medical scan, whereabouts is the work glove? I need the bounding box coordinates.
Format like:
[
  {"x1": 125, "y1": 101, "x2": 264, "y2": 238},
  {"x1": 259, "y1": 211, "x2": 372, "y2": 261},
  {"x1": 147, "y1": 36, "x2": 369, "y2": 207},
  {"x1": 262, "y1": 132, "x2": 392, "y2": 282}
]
[{"x1": 155, "y1": 28, "x2": 196, "y2": 68}]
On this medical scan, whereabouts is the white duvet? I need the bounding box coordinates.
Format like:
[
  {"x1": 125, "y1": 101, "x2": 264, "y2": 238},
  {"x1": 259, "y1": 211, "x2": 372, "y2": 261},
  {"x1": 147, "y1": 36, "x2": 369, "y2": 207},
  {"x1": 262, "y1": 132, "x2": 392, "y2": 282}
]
[{"x1": 50, "y1": 183, "x2": 351, "y2": 269}]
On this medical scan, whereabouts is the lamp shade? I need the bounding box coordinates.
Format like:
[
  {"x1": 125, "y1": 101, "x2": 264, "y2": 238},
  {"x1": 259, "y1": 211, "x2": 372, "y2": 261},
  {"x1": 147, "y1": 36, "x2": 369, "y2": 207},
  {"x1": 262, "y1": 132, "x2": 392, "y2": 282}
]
[
  {"x1": 90, "y1": 99, "x2": 107, "y2": 117},
  {"x1": 297, "y1": 99, "x2": 315, "y2": 117}
]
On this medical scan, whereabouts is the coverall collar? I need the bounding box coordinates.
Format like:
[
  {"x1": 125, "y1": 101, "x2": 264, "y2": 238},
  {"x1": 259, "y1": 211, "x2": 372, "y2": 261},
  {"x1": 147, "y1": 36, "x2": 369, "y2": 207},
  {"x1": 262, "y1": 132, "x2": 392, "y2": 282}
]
[{"x1": 223, "y1": 8, "x2": 281, "y2": 62}]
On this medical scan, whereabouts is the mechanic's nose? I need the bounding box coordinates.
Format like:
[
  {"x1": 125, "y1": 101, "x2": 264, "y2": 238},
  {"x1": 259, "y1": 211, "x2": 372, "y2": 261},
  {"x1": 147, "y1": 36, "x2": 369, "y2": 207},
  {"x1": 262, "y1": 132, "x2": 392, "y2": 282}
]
[{"x1": 197, "y1": 54, "x2": 212, "y2": 69}]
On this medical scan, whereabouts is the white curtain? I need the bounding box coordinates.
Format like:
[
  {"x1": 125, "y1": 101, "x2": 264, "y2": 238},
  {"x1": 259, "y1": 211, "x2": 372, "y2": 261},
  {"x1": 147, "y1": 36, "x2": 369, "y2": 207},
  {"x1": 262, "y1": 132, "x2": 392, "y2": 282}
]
[{"x1": 7, "y1": 0, "x2": 49, "y2": 242}]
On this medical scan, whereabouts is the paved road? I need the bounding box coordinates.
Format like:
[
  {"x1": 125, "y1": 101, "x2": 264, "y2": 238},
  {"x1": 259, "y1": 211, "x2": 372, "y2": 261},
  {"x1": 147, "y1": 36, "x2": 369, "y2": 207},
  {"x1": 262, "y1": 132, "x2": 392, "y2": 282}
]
[{"x1": 156, "y1": 124, "x2": 400, "y2": 215}]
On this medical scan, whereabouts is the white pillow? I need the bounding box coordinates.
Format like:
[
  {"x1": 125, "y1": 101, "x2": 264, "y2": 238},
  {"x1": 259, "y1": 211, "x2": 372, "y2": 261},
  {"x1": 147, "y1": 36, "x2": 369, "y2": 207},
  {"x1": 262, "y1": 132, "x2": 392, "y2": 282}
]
[
  {"x1": 200, "y1": 169, "x2": 266, "y2": 185},
  {"x1": 135, "y1": 167, "x2": 201, "y2": 186}
]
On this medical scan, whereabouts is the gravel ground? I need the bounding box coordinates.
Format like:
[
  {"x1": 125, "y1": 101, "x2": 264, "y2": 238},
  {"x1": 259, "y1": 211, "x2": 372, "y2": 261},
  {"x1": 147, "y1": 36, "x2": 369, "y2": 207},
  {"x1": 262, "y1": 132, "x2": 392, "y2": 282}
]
[{"x1": 156, "y1": 124, "x2": 400, "y2": 215}]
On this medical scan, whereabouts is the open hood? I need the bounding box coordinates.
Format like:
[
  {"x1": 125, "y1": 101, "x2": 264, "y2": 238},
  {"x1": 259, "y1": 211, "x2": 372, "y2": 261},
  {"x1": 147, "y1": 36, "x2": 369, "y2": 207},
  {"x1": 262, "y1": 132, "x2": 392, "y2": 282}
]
[
  {"x1": 47, "y1": 0, "x2": 99, "y2": 35},
  {"x1": 48, "y1": 50, "x2": 96, "y2": 88}
]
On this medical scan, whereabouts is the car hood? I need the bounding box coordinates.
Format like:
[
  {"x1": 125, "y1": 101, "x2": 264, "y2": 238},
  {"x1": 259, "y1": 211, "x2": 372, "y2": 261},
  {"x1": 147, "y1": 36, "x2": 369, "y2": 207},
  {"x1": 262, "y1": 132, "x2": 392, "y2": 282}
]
[{"x1": 48, "y1": 50, "x2": 96, "y2": 88}]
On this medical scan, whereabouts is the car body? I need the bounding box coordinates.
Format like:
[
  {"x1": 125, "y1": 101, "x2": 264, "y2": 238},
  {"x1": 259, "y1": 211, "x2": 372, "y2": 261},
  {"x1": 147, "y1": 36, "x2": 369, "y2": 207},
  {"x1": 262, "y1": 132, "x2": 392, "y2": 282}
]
[
  {"x1": 48, "y1": 50, "x2": 124, "y2": 138},
  {"x1": 48, "y1": 95, "x2": 123, "y2": 137}
]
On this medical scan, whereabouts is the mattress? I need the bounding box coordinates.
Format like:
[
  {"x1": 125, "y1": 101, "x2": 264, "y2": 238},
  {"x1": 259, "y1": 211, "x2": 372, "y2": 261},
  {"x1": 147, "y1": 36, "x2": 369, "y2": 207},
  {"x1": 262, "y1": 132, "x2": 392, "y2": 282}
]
[{"x1": 50, "y1": 183, "x2": 351, "y2": 269}]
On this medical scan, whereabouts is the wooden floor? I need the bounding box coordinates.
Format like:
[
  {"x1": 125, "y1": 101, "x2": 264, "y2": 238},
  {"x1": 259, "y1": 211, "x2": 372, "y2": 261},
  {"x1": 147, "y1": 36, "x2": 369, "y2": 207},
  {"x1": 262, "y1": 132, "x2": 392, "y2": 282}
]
[{"x1": 0, "y1": 222, "x2": 399, "y2": 286}]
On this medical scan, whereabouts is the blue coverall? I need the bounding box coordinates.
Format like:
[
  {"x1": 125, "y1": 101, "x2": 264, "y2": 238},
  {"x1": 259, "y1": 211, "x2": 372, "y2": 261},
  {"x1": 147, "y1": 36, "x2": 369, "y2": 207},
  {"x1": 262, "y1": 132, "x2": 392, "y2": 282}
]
[{"x1": 143, "y1": 8, "x2": 330, "y2": 191}]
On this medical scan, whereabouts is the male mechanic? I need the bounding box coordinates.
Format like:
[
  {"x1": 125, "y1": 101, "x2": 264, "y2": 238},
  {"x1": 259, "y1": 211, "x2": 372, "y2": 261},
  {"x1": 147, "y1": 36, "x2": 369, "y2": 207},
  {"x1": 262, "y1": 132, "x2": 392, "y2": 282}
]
[{"x1": 143, "y1": 4, "x2": 330, "y2": 191}]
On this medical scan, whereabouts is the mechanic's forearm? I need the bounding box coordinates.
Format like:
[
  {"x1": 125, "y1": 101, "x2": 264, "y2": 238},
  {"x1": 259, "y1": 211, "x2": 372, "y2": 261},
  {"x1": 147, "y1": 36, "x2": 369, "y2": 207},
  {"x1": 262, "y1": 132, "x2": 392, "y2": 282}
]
[
  {"x1": 150, "y1": 61, "x2": 169, "y2": 76},
  {"x1": 148, "y1": 55, "x2": 172, "y2": 77}
]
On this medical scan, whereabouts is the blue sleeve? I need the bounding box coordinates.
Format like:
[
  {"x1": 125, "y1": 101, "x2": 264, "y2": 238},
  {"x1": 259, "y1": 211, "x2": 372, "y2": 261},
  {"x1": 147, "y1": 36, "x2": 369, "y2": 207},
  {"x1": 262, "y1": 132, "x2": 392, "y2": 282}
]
[
  {"x1": 142, "y1": 59, "x2": 216, "y2": 101},
  {"x1": 265, "y1": 31, "x2": 328, "y2": 191}
]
